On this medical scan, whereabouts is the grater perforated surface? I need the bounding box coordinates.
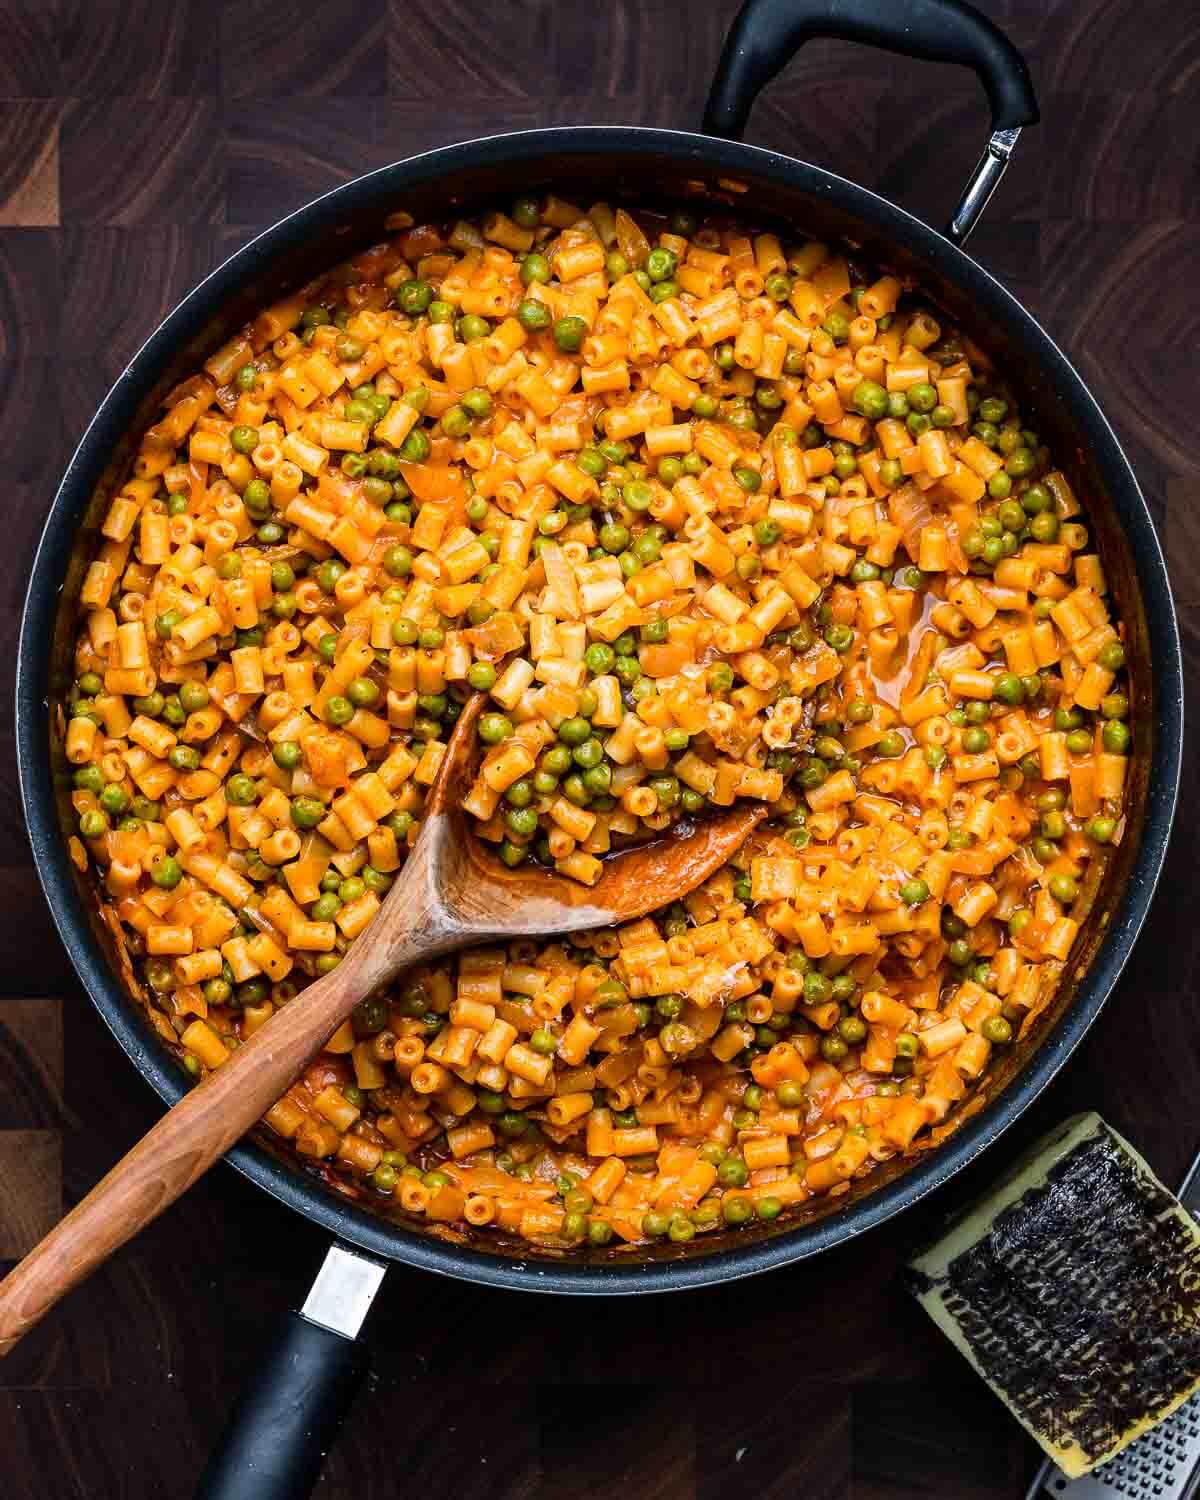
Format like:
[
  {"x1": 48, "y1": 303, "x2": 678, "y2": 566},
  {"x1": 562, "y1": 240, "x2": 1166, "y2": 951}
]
[{"x1": 1028, "y1": 1145, "x2": 1200, "y2": 1500}]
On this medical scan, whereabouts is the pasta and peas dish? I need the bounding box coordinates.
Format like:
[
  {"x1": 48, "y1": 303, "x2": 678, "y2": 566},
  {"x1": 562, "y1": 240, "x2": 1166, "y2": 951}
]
[{"x1": 62, "y1": 193, "x2": 1131, "y2": 1251}]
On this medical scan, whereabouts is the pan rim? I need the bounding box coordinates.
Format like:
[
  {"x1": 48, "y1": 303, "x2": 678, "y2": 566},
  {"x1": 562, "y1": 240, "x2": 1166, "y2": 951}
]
[{"x1": 16, "y1": 124, "x2": 1183, "y2": 1294}]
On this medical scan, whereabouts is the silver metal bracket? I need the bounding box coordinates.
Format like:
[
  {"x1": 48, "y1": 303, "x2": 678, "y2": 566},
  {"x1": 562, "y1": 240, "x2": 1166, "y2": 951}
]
[
  {"x1": 300, "y1": 1242, "x2": 387, "y2": 1341},
  {"x1": 947, "y1": 126, "x2": 1022, "y2": 246}
]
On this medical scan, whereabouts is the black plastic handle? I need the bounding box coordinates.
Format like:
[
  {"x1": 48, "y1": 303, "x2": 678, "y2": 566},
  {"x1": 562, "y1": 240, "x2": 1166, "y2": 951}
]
[
  {"x1": 193, "y1": 1312, "x2": 369, "y2": 1500},
  {"x1": 703, "y1": 0, "x2": 1039, "y2": 141}
]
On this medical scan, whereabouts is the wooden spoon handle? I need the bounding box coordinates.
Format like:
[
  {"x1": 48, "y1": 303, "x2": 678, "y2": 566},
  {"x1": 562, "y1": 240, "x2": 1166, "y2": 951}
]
[{"x1": 0, "y1": 902, "x2": 443, "y2": 1356}]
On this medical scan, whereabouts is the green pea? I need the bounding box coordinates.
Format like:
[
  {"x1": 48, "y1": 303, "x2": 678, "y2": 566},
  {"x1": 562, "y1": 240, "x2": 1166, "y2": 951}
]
[
  {"x1": 993, "y1": 672, "x2": 1024, "y2": 705},
  {"x1": 1096, "y1": 640, "x2": 1126, "y2": 673},
  {"x1": 646, "y1": 247, "x2": 678, "y2": 283},
  {"x1": 837, "y1": 1014, "x2": 867, "y2": 1046},
  {"x1": 387, "y1": 810, "x2": 414, "y2": 841},
  {"x1": 97, "y1": 783, "x2": 128, "y2": 817},
  {"x1": 162, "y1": 690, "x2": 191, "y2": 726},
  {"x1": 225, "y1": 774, "x2": 258, "y2": 806},
  {"x1": 553, "y1": 315, "x2": 588, "y2": 353},
  {"x1": 1102, "y1": 693, "x2": 1129, "y2": 720},
  {"x1": 851, "y1": 380, "x2": 889, "y2": 420},
  {"x1": 715, "y1": 1193, "x2": 751, "y2": 1227},
  {"x1": 1022, "y1": 482, "x2": 1052, "y2": 514},
  {"x1": 519, "y1": 252, "x2": 552, "y2": 287},
  {"x1": 517, "y1": 298, "x2": 551, "y2": 332},
  {"x1": 167, "y1": 745, "x2": 199, "y2": 772},
  {"x1": 177, "y1": 681, "x2": 212, "y2": 718},
  {"x1": 824, "y1": 623, "x2": 854, "y2": 654},
  {"x1": 981, "y1": 1015, "x2": 1013, "y2": 1045},
  {"x1": 996, "y1": 499, "x2": 1024, "y2": 534},
  {"x1": 569, "y1": 732, "x2": 603, "y2": 769},
  {"x1": 1005, "y1": 447, "x2": 1036, "y2": 478},
  {"x1": 879, "y1": 458, "x2": 903, "y2": 489},
  {"x1": 154, "y1": 609, "x2": 182, "y2": 641},
  {"x1": 465, "y1": 660, "x2": 496, "y2": 693},
  {"x1": 622, "y1": 479, "x2": 653, "y2": 512},
  {"x1": 311, "y1": 893, "x2": 342, "y2": 922},
  {"x1": 439, "y1": 404, "x2": 470, "y2": 440},
  {"x1": 324, "y1": 695, "x2": 353, "y2": 726},
  {"x1": 399, "y1": 429, "x2": 431, "y2": 463},
  {"x1": 1066, "y1": 728, "x2": 1093, "y2": 755},
  {"x1": 885, "y1": 390, "x2": 909, "y2": 420},
  {"x1": 342, "y1": 398, "x2": 376, "y2": 425},
  {"x1": 1087, "y1": 815, "x2": 1116, "y2": 843},
  {"x1": 541, "y1": 745, "x2": 572, "y2": 778},
  {"x1": 500, "y1": 803, "x2": 534, "y2": 838},
  {"x1": 892, "y1": 1032, "x2": 918, "y2": 1062},
  {"x1": 229, "y1": 424, "x2": 259, "y2": 455},
  {"x1": 479, "y1": 713, "x2": 513, "y2": 745},
  {"x1": 396, "y1": 279, "x2": 433, "y2": 315},
  {"x1": 290, "y1": 796, "x2": 326, "y2": 829},
  {"x1": 343, "y1": 677, "x2": 377, "y2": 709},
  {"x1": 597, "y1": 522, "x2": 630, "y2": 556},
  {"x1": 875, "y1": 730, "x2": 905, "y2": 758},
  {"x1": 549, "y1": 716, "x2": 587, "y2": 750},
  {"x1": 316, "y1": 560, "x2": 345, "y2": 595},
  {"x1": 1049, "y1": 874, "x2": 1078, "y2": 905},
  {"x1": 1040, "y1": 810, "x2": 1066, "y2": 840},
  {"x1": 962, "y1": 726, "x2": 991, "y2": 753},
  {"x1": 1103, "y1": 719, "x2": 1130, "y2": 754},
  {"x1": 451, "y1": 385, "x2": 490, "y2": 422},
  {"x1": 151, "y1": 855, "x2": 182, "y2": 888},
  {"x1": 974, "y1": 396, "x2": 1006, "y2": 424},
  {"x1": 417, "y1": 625, "x2": 444, "y2": 648},
  {"x1": 586, "y1": 1218, "x2": 614, "y2": 1247},
  {"x1": 1030, "y1": 511, "x2": 1059, "y2": 543},
  {"x1": 655, "y1": 454, "x2": 684, "y2": 487},
  {"x1": 581, "y1": 641, "x2": 615, "y2": 677},
  {"x1": 717, "y1": 1157, "x2": 749, "y2": 1189},
  {"x1": 900, "y1": 877, "x2": 930, "y2": 906}
]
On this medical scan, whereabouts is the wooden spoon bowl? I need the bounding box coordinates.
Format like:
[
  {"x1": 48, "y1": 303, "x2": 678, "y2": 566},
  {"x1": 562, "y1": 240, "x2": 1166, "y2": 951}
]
[{"x1": 0, "y1": 694, "x2": 765, "y2": 1352}]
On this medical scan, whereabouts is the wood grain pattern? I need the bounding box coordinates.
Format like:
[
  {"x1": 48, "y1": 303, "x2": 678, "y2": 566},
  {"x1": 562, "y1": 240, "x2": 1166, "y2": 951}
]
[
  {"x1": 59, "y1": 98, "x2": 222, "y2": 225},
  {"x1": 0, "y1": 0, "x2": 1195, "y2": 1494},
  {"x1": 0, "y1": 1134, "x2": 61, "y2": 1258},
  {"x1": 0, "y1": 103, "x2": 60, "y2": 226},
  {"x1": 60, "y1": 0, "x2": 217, "y2": 97}
]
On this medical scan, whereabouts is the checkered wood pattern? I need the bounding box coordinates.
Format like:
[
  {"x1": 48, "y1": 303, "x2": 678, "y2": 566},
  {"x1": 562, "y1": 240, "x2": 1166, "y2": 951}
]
[{"x1": 0, "y1": 3, "x2": 1196, "y2": 1495}]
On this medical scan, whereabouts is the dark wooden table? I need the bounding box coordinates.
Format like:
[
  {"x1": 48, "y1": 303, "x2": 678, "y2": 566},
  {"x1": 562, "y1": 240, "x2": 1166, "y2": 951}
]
[{"x1": 0, "y1": 3, "x2": 1195, "y2": 1496}]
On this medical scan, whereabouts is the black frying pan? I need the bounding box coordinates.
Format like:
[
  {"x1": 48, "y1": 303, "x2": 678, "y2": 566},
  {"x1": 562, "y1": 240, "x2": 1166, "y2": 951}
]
[{"x1": 14, "y1": 2, "x2": 1183, "y2": 1494}]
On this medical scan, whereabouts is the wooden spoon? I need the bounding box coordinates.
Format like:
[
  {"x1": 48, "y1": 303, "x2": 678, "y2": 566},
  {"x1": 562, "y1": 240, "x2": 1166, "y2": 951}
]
[{"x1": 0, "y1": 694, "x2": 765, "y2": 1353}]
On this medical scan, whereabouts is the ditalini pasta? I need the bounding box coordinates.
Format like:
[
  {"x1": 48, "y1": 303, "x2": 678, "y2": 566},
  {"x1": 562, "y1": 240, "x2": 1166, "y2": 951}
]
[{"x1": 63, "y1": 194, "x2": 1131, "y2": 1250}]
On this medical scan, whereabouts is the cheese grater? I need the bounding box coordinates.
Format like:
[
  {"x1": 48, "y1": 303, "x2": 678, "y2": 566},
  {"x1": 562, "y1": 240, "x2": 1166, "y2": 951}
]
[{"x1": 1027, "y1": 1142, "x2": 1200, "y2": 1500}]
